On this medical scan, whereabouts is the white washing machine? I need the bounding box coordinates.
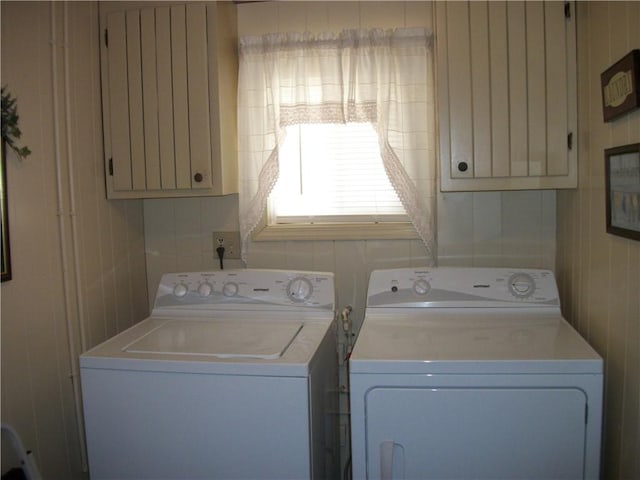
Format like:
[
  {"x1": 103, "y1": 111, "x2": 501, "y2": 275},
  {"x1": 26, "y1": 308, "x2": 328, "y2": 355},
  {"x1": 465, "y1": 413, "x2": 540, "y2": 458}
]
[
  {"x1": 349, "y1": 267, "x2": 603, "y2": 480},
  {"x1": 80, "y1": 269, "x2": 338, "y2": 480}
]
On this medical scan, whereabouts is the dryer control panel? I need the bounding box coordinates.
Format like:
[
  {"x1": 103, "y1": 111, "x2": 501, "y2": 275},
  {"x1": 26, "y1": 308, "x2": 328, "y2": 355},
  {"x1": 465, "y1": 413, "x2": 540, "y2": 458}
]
[
  {"x1": 153, "y1": 269, "x2": 335, "y2": 311},
  {"x1": 367, "y1": 267, "x2": 560, "y2": 308}
]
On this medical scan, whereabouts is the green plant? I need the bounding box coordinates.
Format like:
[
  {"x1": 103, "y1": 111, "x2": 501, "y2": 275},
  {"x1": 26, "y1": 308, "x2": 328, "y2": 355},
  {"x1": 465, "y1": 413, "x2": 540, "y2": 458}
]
[{"x1": 1, "y1": 86, "x2": 31, "y2": 159}]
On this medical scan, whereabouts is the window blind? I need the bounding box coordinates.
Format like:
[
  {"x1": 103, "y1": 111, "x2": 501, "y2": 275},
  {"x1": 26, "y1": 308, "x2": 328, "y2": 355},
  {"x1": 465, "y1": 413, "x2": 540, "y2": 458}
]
[{"x1": 271, "y1": 123, "x2": 408, "y2": 223}]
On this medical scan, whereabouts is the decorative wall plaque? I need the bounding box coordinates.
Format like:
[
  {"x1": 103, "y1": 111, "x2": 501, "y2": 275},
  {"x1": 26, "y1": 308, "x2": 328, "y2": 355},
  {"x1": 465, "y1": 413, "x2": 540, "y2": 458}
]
[{"x1": 601, "y1": 49, "x2": 640, "y2": 122}]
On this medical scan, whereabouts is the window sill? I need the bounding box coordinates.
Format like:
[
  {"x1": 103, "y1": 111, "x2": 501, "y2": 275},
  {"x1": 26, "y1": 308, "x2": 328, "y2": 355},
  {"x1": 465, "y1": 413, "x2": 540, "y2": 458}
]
[{"x1": 252, "y1": 222, "x2": 419, "y2": 242}]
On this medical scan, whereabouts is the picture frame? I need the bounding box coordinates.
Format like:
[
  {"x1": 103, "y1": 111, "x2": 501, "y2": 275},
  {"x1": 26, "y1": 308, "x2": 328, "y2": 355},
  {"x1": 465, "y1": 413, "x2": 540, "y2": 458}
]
[
  {"x1": 605, "y1": 143, "x2": 640, "y2": 241},
  {"x1": 1, "y1": 140, "x2": 12, "y2": 281},
  {"x1": 601, "y1": 49, "x2": 640, "y2": 122}
]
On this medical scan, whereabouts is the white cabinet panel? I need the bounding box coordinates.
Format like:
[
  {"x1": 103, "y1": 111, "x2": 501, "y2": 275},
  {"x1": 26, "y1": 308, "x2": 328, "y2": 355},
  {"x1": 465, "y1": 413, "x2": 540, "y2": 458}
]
[
  {"x1": 105, "y1": 11, "x2": 130, "y2": 192},
  {"x1": 469, "y1": 2, "x2": 491, "y2": 179},
  {"x1": 155, "y1": 6, "x2": 176, "y2": 190},
  {"x1": 437, "y1": 1, "x2": 577, "y2": 191},
  {"x1": 526, "y1": 2, "x2": 548, "y2": 177},
  {"x1": 125, "y1": 10, "x2": 145, "y2": 190},
  {"x1": 140, "y1": 8, "x2": 161, "y2": 190},
  {"x1": 100, "y1": 2, "x2": 238, "y2": 199},
  {"x1": 186, "y1": 4, "x2": 213, "y2": 191},
  {"x1": 171, "y1": 5, "x2": 190, "y2": 190}
]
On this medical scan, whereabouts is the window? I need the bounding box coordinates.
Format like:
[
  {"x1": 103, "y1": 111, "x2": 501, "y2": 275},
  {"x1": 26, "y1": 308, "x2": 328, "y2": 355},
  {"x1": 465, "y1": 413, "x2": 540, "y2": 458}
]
[
  {"x1": 270, "y1": 122, "x2": 407, "y2": 225},
  {"x1": 238, "y1": 28, "x2": 435, "y2": 259}
]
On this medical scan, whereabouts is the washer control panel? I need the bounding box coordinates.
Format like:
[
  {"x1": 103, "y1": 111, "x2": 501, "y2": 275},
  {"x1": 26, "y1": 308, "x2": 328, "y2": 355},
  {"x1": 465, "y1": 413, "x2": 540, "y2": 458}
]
[
  {"x1": 154, "y1": 269, "x2": 335, "y2": 311},
  {"x1": 367, "y1": 267, "x2": 559, "y2": 308}
]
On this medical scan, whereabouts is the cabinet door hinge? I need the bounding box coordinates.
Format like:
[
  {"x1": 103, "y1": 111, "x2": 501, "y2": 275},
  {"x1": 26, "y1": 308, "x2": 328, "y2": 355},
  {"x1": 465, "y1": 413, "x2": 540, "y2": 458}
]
[
  {"x1": 104, "y1": 28, "x2": 109, "y2": 47},
  {"x1": 564, "y1": 2, "x2": 571, "y2": 19},
  {"x1": 567, "y1": 132, "x2": 573, "y2": 150},
  {"x1": 108, "y1": 158, "x2": 113, "y2": 176}
]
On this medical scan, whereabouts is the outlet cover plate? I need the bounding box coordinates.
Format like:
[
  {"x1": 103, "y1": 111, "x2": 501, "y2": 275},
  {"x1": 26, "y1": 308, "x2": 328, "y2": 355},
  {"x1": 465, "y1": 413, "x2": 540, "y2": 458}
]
[{"x1": 212, "y1": 231, "x2": 241, "y2": 260}]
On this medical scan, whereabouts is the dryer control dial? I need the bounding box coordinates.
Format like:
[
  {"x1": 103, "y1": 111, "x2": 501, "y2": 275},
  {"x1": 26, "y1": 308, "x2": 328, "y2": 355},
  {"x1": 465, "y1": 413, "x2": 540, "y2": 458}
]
[
  {"x1": 287, "y1": 277, "x2": 313, "y2": 302},
  {"x1": 412, "y1": 279, "x2": 431, "y2": 296},
  {"x1": 508, "y1": 273, "x2": 535, "y2": 299},
  {"x1": 173, "y1": 283, "x2": 189, "y2": 298},
  {"x1": 222, "y1": 282, "x2": 239, "y2": 297}
]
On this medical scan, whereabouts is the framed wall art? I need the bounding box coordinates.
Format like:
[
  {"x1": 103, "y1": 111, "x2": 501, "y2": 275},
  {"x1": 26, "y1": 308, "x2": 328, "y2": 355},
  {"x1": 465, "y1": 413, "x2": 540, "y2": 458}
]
[
  {"x1": 1, "y1": 140, "x2": 11, "y2": 281},
  {"x1": 605, "y1": 142, "x2": 640, "y2": 241},
  {"x1": 601, "y1": 49, "x2": 640, "y2": 122}
]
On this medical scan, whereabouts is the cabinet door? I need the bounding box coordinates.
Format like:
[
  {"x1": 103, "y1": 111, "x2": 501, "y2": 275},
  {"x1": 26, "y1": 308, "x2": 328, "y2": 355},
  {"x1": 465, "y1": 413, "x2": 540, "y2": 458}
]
[
  {"x1": 100, "y1": 2, "x2": 237, "y2": 199},
  {"x1": 437, "y1": 1, "x2": 577, "y2": 191},
  {"x1": 365, "y1": 387, "x2": 587, "y2": 479}
]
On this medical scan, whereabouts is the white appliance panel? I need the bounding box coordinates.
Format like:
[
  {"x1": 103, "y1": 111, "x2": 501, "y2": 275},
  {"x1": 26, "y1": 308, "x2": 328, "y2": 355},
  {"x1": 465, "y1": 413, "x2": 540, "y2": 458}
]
[
  {"x1": 366, "y1": 267, "x2": 559, "y2": 308},
  {"x1": 365, "y1": 387, "x2": 586, "y2": 480},
  {"x1": 81, "y1": 369, "x2": 310, "y2": 479},
  {"x1": 80, "y1": 269, "x2": 338, "y2": 480},
  {"x1": 154, "y1": 269, "x2": 335, "y2": 311},
  {"x1": 349, "y1": 312, "x2": 602, "y2": 374},
  {"x1": 123, "y1": 320, "x2": 303, "y2": 359},
  {"x1": 349, "y1": 267, "x2": 603, "y2": 480},
  {"x1": 81, "y1": 316, "x2": 331, "y2": 377}
]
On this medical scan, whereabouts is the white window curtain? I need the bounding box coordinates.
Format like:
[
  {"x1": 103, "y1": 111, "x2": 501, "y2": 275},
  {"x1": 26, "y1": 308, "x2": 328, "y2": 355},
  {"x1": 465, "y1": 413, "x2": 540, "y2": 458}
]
[{"x1": 237, "y1": 27, "x2": 436, "y2": 263}]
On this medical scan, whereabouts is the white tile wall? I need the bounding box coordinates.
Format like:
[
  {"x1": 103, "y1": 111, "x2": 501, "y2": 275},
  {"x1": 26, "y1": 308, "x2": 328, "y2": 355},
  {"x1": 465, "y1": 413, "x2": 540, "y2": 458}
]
[
  {"x1": 437, "y1": 190, "x2": 556, "y2": 268},
  {"x1": 145, "y1": 190, "x2": 555, "y2": 316}
]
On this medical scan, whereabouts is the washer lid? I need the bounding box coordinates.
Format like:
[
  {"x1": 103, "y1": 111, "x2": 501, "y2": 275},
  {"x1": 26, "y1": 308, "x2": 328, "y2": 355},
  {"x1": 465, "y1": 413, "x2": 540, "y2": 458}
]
[
  {"x1": 80, "y1": 316, "x2": 332, "y2": 376},
  {"x1": 123, "y1": 320, "x2": 302, "y2": 359},
  {"x1": 349, "y1": 313, "x2": 603, "y2": 375}
]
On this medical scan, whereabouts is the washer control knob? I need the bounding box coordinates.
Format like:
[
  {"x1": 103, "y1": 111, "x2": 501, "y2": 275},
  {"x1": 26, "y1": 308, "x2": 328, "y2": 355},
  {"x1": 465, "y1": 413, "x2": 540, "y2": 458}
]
[
  {"x1": 413, "y1": 279, "x2": 431, "y2": 296},
  {"x1": 222, "y1": 282, "x2": 239, "y2": 297},
  {"x1": 173, "y1": 283, "x2": 188, "y2": 298},
  {"x1": 508, "y1": 273, "x2": 535, "y2": 298},
  {"x1": 287, "y1": 277, "x2": 313, "y2": 302},
  {"x1": 198, "y1": 282, "x2": 213, "y2": 297}
]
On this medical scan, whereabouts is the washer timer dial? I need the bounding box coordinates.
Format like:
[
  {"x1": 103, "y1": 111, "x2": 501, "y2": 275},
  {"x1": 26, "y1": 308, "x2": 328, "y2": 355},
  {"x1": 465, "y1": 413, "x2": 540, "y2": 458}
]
[
  {"x1": 508, "y1": 273, "x2": 536, "y2": 299},
  {"x1": 173, "y1": 283, "x2": 189, "y2": 298},
  {"x1": 197, "y1": 282, "x2": 213, "y2": 297},
  {"x1": 222, "y1": 282, "x2": 239, "y2": 297},
  {"x1": 287, "y1": 277, "x2": 313, "y2": 302}
]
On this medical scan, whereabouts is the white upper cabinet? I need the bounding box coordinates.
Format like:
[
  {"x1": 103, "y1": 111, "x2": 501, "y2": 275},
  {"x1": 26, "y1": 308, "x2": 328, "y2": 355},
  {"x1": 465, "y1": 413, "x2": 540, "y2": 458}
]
[
  {"x1": 436, "y1": 1, "x2": 577, "y2": 191},
  {"x1": 100, "y1": 2, "x2": 238, "y2": 199}
]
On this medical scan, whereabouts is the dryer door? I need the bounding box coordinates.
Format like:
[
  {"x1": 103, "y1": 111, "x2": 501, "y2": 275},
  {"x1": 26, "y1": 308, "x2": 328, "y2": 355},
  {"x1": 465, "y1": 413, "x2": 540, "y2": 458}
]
[{"x1": 365, "y1": 387, "x2": 587, "y2": 480}]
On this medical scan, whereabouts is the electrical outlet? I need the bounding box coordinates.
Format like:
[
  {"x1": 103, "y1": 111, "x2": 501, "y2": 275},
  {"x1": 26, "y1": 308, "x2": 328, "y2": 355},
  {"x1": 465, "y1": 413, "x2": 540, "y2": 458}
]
[{"x1": 212, "y1": 231, "x2": 241, "y2": 259}]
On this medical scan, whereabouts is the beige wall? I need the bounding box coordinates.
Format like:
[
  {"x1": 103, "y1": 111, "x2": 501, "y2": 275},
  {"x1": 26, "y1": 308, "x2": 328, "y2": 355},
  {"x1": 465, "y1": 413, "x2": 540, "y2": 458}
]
[
  {"x1": 0, "y1": 2, "x2": 147, "y2": 478},
  {"x1": 557, "y1": 2, "x2": 640, "y2": 480}
]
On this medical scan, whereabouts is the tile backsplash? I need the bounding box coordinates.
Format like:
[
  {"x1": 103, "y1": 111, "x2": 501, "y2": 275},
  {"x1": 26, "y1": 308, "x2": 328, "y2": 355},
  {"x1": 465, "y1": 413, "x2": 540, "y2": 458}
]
[{"x1": 144, "y1": 189, "x2": 556, "y2": 319}]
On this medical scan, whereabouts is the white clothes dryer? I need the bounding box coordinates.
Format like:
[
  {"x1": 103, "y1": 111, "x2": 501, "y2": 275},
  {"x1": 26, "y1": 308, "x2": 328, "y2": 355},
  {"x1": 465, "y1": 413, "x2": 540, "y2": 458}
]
[
  {"x1": 349, "y1": 267, "x2": 603, "y2": 480},
  {"x1": 80, "y1": 269, "x2": 338, "y2": 480}
]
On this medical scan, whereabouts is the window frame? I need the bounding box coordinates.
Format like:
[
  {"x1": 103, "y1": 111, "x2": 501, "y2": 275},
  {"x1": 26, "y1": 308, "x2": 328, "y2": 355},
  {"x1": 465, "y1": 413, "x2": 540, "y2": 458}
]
[
  {"x1": 252, "y1": 216, "x2": 419, "y2": 242},
  {"x1": 255, "y1": 122, "x2": 418, "y2": 241}
]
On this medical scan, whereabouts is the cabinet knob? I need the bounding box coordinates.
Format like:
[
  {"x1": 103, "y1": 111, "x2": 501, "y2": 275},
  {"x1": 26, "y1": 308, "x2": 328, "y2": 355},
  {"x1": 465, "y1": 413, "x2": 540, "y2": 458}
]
[
  {"x1": 457, "y1": 162, "x2": 468, "y2": 172},
  {"x1": 194, "y1": 172, "x2": 203, "y2": 183}
]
